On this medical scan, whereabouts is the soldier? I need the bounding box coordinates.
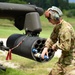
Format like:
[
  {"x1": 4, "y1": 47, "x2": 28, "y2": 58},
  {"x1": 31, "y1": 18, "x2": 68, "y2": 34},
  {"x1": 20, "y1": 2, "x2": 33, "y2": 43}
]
[{"x1": 41, "y1": 6, "x2": 75, "y2": 75}]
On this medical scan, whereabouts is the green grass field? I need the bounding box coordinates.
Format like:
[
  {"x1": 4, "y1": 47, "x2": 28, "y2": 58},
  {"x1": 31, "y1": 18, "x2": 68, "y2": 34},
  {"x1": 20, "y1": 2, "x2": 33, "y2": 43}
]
[
  {"x1": 0, "y1": 16, "x2": 75, "y2": 38},
  {"x1": 0, "y1": 16, "x2": 75, "y2": 75},
  {"x1": 0, "y1": 54, "x2": 58, "y2": 75}
]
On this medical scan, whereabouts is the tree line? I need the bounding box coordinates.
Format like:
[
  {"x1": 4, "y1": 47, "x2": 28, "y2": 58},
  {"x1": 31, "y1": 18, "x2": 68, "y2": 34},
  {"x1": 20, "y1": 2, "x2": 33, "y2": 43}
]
[
  {"x1": 0, "y1": 0, "x2": 75, "y2": 10},
  {"x1": 0, "y1": 0, "x2": 75, "y2": 17}
]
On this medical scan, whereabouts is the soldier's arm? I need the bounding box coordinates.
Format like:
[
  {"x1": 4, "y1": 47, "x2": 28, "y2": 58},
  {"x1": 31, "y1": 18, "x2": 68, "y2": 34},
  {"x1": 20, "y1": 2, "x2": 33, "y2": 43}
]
[
  {"x1": 45, "y1": 38, "x2": 54, "y2": 49},
  {"x1": 45, "y1": 28, "x2": 58, "y2": 49},
  {"x1": 56, "y1": 30, "x2": 71, "y2": 51}
]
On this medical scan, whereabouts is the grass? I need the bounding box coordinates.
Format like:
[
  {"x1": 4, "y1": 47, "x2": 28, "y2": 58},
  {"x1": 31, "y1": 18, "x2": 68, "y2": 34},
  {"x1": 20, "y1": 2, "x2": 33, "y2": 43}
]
[
  {"x1": 0, "y1": 16, "x2": 75, "y2": 75},
  {"x1": 0, "y1": 20, "x2": 24, "y2": 38},
  {"x1": 0, "y1": 68, "x2": 26, "y2": 75},
  {"x1": 0, "y1": 53, "x2": 58, "y2": 75},
  {"x1": 0, "y1": 16, "x2": 75, "y2": 38}
]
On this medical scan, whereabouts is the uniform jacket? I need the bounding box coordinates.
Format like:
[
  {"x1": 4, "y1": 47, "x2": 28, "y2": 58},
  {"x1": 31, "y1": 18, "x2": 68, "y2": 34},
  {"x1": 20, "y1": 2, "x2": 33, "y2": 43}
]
[{"x1": 45, "y1": 19, "x2": 75, "y2": 65}]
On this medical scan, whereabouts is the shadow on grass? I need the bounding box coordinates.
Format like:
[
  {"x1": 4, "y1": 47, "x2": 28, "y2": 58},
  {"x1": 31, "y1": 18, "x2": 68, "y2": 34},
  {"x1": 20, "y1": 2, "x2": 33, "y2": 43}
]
[{"x1": 0, "y1": 68, "x2": 25, "y2": 75}]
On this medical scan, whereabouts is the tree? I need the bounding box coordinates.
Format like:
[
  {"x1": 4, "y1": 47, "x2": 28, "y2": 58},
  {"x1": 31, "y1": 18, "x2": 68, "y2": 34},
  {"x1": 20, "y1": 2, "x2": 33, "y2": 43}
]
[
  {"x1": 50, "y1": 0, "x2": 59, "y2": 7},
  {"x1": 8, "y1": 0, "x2": 26, "y2": 4},
  {"x1": 0, "y1": 0, "x2": 71, "y2": 10},
  {"x1": 58, "y1": 0, "x2": 69, "y2": 10},
  {"x1": 0, "y1": 0, "x2": 8, "y2": 2},
  {"x1": 69, "y1": 3, "x2": 75, "y2": 9}
]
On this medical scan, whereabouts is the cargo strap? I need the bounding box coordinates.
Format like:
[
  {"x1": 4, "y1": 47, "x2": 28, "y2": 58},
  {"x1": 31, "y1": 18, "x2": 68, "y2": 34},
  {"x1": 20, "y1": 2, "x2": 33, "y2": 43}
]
[{"x1": 6, "y1": 38, "x2": 25, "y2": 60}]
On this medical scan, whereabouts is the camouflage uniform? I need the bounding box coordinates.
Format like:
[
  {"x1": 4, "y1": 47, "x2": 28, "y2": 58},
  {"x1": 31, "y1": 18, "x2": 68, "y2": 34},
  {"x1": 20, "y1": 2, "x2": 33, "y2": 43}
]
[{"x1": 45, "y1": 19, "x2": 75, "y2": 75}]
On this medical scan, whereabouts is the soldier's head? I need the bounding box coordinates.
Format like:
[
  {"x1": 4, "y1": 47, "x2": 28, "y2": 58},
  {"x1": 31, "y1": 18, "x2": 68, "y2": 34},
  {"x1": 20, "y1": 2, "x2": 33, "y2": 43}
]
[{"x1": 44, "y1": 6, "x2": 63, "y2": 25}]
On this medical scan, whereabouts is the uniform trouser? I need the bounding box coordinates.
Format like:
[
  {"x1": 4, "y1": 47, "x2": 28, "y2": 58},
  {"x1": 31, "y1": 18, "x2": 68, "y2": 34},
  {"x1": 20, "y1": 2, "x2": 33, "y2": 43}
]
[{"x1": 49, "y1": 62, "x2": 75, "y2": 75}]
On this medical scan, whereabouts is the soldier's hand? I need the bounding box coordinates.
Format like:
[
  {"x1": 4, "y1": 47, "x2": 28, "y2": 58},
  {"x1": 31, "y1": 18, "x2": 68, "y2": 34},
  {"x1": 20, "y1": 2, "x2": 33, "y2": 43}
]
[
  {"x1": 52, "y1": 44, "x2": 57, "y2": 51},
  {"x1": 41, "y1": 47, "x2": 48, "y2": 59}
]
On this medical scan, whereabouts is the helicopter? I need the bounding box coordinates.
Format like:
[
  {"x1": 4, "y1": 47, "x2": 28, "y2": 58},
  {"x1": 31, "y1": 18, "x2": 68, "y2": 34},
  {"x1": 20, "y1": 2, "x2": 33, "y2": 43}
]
[{"x1": 0, "y1": 2, "x2": 55, "y2": 63}]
